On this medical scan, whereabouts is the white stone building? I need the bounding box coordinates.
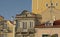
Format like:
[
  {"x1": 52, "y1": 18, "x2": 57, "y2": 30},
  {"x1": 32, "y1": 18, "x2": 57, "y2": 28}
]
[{"x1": 15, "y1": 10, "x2": 42, "y2": 37}]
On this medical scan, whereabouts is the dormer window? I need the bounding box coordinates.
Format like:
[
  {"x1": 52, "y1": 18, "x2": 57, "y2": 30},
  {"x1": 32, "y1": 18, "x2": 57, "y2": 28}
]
[{"x1": 45, "y1": 21, "x2": 53, "y2": 26}]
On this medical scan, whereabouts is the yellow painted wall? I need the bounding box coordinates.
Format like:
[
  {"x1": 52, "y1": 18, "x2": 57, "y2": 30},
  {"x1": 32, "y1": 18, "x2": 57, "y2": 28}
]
[
  {"x1": 32, "y1": 0, "x2": 60, "y2": 14},
  {"x1": 6, "y1": 21, "x2": 15, "y2": 37},
  {"x1": 0, "y1": 17, "x2": 4, "y2": 21}
]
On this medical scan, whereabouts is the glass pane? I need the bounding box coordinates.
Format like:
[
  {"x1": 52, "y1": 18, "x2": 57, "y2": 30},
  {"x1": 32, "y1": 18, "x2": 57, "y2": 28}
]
[
  {"x1": 51, "y1": 34, "x2": 58, "y2": 37},
  {"x1": 42, "y1": 34, "x2": 50, "y2": 37},
  {"x1": 30, "y1": 22, "x2": 33, "y2": 28},
  {"x1": 22, "y1": 22, "x2": 27, "y2": 29}
]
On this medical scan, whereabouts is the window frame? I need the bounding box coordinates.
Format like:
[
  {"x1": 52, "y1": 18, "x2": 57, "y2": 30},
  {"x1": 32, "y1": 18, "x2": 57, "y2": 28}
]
[
  {"x1": 22, "y1": 22, "x2": 27, "y2": 29},
  {"x1": 30, "y1": 22, "x2": 33, "y2": 28},
  {"x1": 42, "y1": 34, "x2": 50, "y2": 37}
]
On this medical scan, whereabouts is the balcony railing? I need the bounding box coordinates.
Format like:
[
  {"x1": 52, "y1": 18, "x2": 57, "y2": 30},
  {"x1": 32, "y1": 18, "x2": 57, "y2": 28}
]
[
  {"x1": 16, "y1": 28, "x2": 28, "y2": 32},
  {"x1": 21, "y1": 29, "x2": 28, "y2": 32},
  {"x1": 16, "y1": 28, "x2": 35, "y2": 34},
  {"x1": 28, "y1": 28, "x2": 35, "y2": 34},
  {"x1": 16, "y1": 28, "x2": 28, "y2": 34},
  {"x1": 16, "y1": 28, "x2": 21, "y2": 33}
]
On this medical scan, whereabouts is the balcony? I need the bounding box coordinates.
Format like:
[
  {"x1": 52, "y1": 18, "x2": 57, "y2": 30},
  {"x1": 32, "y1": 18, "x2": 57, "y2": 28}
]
[
  {"x1": 16, "y1": 28, "x2": 35, "y2": 35},
  {"x1": 28, "y1": 28, "x2": 35, "y2": 34},
  {"x1": 21, "y1": 29, "x2": 28, "y2": 33},
  {"x1": 16, "y1": 28, "x2": 29, "y2": 34},
  {"x1": 16, "y1": 29, "x2": 21, "y2": 33},
  {"x1": 16, "y1": 28, "x2": 22, "y2": 34}
]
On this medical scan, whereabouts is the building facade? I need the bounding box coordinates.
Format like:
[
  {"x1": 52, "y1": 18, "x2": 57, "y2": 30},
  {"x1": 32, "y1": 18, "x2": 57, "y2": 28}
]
[
  {"x1": 32, "y1": 1, "x2": 60, "y2": 37},
  {"x1": 0, "y1": 16, "x2": 15, "y2": 37},
  {"x1": 15, "y1": 10, "x2": 42, "y2": 37},
  {"x1": 0, "y1": 0, "x2": 60, "y2": 37},
  {"x1": 15, "y1": 10, "x2": 60, "y2": 37},
  {"x1": 0, "y1": 10, "x2": 60, "y2": 37},
  {"x1": 35, "y1": 20, "x2": 60, "y2": 37},
  {"x1": 32, "y1": 0, "x2": 60, "y2": 14},
  {"x1": 32, "y1": 0, "x2": 60, "y2": 23}
]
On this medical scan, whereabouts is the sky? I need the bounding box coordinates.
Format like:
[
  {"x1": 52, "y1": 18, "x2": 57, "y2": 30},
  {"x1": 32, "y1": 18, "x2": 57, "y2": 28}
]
[{"x1": 0, "y1": 0, "x2": 32, "y2": 20}]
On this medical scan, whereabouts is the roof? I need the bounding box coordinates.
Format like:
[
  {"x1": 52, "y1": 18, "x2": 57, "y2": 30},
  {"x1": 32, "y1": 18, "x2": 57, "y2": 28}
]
[
  {"x1": 0, "y1": 16, "x2": 4, "y2": 19},
  {"x1": 16, "y1": 10, "x2": 42, "y2": 18},
  {"x1": 35, "y1": 20, "x2": 60, "y2": 28},
  {"x1": 53, "y1": 20, "x2": 60, "y2": 25},
  {"x1": 9, "y1": 21, "x2": 14, "y2": 24}
]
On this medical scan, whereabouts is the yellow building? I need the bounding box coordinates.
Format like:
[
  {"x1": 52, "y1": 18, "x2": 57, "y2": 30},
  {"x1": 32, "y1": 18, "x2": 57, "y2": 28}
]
[
  {"x1": 32, "y1": 0, "x2": 60, "y2": 14},
  {"x1": 32, "y1": 0, "x2": 60, "y2": 23},
  {"x1": 6, "y1": 20, "x2": 15, "y2": 37},
  {"x1": 0, "y1": 16, "x2": 4, "y2": 21},
  {"x1": 32, "y1": 1, "x2": 60, "y2": 36},
  {"x1": 0, "y1": 16, "x2": 15, "y2": 37}
]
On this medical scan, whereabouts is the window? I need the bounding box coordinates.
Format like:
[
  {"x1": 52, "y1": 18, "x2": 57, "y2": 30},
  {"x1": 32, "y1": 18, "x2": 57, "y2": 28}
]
[
  {"x1": 16, "y1": 20, "x2": 20, "y2": 28},
  {"x1": 23, "y1": 35, "x2": 27, "y2": 37},
  {"x1": 0, "y1": 33, "x2": 7, "y2": 37},
  {"x1": 3, "y1": 33, "x2": 7, "y2": 37},
  {"x1": 51, "y1": 34, "x2": 58, "y2": 37},
  {"x1": 46, "y1": 3, "x2": 48, "y2": 7},
  {"x1": 56, "y1": 3, "x2": 58, "y2": 6},
  {"x1": 42, "y1": 34, "x2": 58, "y2": 37},
  {"x1": 22, "y1": 22, "x2": 27, "y2": 29},
  {"x1": 3, "y1": 24, "x2": 7, "y2": 29},
  {"x1": 42, "y1": 34, "x2": 50, "y2": 37},
  {"x1": 30, "y1": 22, "x2": 33, "y2": 28},
  {"x1": 18, "y1": 22, "x2": 20, "y2": 27}
]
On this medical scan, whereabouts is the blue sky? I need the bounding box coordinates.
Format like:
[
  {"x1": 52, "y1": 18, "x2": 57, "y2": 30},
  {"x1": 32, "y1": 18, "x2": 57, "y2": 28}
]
[{"x1": 0, "y1": 0, "x2": 32, "y2": 20}]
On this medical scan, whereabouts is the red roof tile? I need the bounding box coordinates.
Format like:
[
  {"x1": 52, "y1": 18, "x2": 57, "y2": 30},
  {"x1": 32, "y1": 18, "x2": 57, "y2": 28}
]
[
  {"x1": 0, "y1": 16, "x2": 4, "y2": 19},
  {"x1": 35, "y1": 20, "x2": 60, "y2": 28},
  {"x1": 53, "y1": 20, "x2": 60, "y2": 25}
]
